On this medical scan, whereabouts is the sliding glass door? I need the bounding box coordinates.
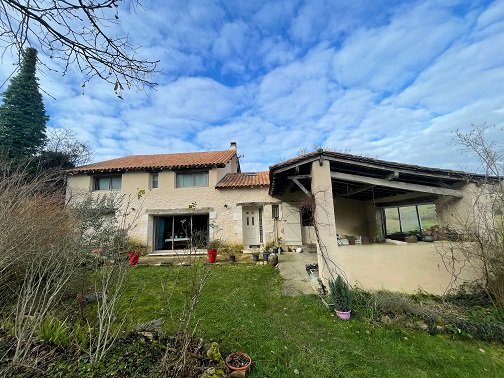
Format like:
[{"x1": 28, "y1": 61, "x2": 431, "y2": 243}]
[{"x1": 154, "y1": 214, "x2": 209, "y2": 250}]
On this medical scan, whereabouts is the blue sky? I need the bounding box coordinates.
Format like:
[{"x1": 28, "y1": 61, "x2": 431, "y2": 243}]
[{"x1": 2, "y1": 0, "x2": 504, "y2": 172}]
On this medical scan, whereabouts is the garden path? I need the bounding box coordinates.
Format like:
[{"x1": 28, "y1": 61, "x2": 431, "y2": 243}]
[{"x1": 277, "y1": 251, "x2": 318, "y2": 295}]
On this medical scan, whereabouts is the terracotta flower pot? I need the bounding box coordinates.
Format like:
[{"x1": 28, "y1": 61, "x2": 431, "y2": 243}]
[
  {"x1": 225, "y1": 352, "x2": 252, "y2": 374},
  {"x1": 335, "y1": 310, "x2": 351, "y2": 320}
]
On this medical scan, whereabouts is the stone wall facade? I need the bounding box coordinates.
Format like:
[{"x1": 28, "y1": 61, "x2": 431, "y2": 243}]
[{"x1": 67, "y1": 161, "x2": 281, "y2": 252}]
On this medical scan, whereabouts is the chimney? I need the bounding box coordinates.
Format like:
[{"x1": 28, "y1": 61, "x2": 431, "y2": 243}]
[{"x1": 229, "y1": 141, "x2": 237, "y2": 151}]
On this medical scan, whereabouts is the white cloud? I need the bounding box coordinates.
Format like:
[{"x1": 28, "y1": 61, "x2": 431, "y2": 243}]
[
  {"x1": 332, "y1": 3, "x2": 466, "y2": 92},
  {"x1": 2, "y1": 0, "x2": 503, "y2": 176}
]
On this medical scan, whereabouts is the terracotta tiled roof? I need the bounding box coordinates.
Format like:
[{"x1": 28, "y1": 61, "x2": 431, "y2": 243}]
[
  {"x1": 216, "y1": 171, "x2": 269, "y2": 188},
  {"x1": 70, "y1": 150, "x2": 236, "y2": 174}
]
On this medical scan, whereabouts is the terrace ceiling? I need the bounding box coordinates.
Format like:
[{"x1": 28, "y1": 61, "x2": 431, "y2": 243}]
[{"x1": 268, "y1": 150, "x2": 486, "y2": 207}]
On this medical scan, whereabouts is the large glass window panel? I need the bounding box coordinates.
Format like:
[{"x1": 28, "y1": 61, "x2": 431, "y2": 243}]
[
  {"x1": 418, "y1": 204, "x2": 437, "y2": 230},
  {"x1": 94, "y1": 176, "x2": 121, "y2": 190},
  {"x1": 110, "y1": 176, "x2": 121, "y2": 189},
  {"x1": 155, "y1": 217, "x2": 166, "y2": 250},
  {"x1": 176, "y1": 174, "x2": 183, "y2": 187},
  {"x1": 176, "y1": 172, "x2": 208, "y2": 187},
  {"x1": 97, "y1": 177, "x2": 109, "y2": 190},
  {"x1": 194, "y1": 172, "x2": 208, "y2": 186},
  {"x1": 176, "y1": 174, "x2": 184, "y2": 187},
  {"x1": 176, "y1": 173, "x2": 192, "y2": 187},
  {"x1": 384, "y1": 208, "x2": 401, "y2": 234},
  {"x1": 183, "y1": 174, "x2": 193, "y2": 187},
  {"x1": 399, "y1": 206, "x2": 420, "y2": 233}
]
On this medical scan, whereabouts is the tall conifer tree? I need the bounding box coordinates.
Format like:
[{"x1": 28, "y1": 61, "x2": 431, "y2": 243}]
[{"x1": 0, "y1": 48, "x2": 48, "y2": 161}]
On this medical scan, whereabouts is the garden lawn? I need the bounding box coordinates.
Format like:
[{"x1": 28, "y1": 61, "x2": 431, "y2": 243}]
[{"x1": 122, "y1": 265, "x2": 504, "y2": 377}]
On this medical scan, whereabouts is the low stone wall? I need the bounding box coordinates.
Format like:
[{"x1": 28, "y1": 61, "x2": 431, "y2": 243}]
[{"x1": 332, "y1": 242, "x2": 480, "y2": 295}]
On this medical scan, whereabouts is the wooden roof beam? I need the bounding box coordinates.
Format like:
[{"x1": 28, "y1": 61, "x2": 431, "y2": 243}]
[
  {"x1": 289, "y1": 176, "x2": 311, "y2": 196},
  {"x1": 335, "y1": 184, "x2": 375, "y2": 198},
  {"x1": 331, "y1": 172, "x2": 464, "y2": 198},
  {"x1": 370, "y1": 192, "x2": 437, "y2": 205}
]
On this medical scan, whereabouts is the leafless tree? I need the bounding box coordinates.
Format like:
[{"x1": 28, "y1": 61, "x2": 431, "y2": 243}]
[
  {"x1": 438, "y1": 124, "x2": 504, "y2": 306},
  {"x1": 82, "y1": 191, "x2": 145, "y2": 365},
  {"x1": 45, "y1": 128, "x2": 92, "y2": 167},
  {"x1": 0, "y1": 0, "x2": 158, "y2": 90},
  {"x1": 159, "y1": 206, "x2": 213, "y2": 376}
]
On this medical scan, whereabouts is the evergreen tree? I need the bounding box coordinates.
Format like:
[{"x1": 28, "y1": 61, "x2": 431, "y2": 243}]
[{"x1": 0, "y1": 48, "x2": 48, "y2": 162}]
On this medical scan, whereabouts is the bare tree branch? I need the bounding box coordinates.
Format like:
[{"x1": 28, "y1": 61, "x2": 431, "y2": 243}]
[{"x1": 0, "y1": 0, "x2": 158, "y2": 90}]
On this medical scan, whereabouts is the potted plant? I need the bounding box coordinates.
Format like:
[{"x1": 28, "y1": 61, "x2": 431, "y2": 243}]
[
  {"x1": 263, "y1": 240, "x2": 276, "y2": 262},
  {"x1": 262, "y1": 250, "x2": 271, "y2": 263},
  {"x1": 232, "y1": 243, "x2": 243, "y2": 262},
  {"x1": 251, "y1": 249, "x2": 260, "y2": 261},
  {"x1": 268, "y1": 252, "x2": 278, "y2": 266},
  {"x1": 346, "y1": 235, "x2": 356, "y2": 245},
  {"x1": 207, "y1": 239, "x2": 220, "y2": 264},
  {"x1": 219, "y1": 242, "x2": 243, "y2": 263},
  {"x1": 127, "y1": 251, "x2": 140, "y2": 266},
  {"x1": 273, "y1": 237, "x2": 284, "y2": 254},
  {"x1": 225, "y1": 352, "x2": 252, "y2": 374},
  {"x1": 329, "y1": 275, "x2": 352, "y2": 320}
]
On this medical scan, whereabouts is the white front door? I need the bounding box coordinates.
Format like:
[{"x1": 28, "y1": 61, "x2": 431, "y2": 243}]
[{"x1": 243, "y1": 207, "x2": 260, "y2": 246}]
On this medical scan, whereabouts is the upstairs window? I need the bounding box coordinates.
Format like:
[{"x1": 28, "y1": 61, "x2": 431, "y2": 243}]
[
  {"x1": 176, "y1": 171, "x2": 208, "y2": 188},
  {"x1": 94, "y1": 175, "x2": 121, "y2": 190},
  {"x1": 151, "y1": 173, "x2": 159, "y2": 189}
]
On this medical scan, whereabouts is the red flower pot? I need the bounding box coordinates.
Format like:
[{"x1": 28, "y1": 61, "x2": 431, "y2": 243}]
[
  {"x1": 207, "y1": 249, "x2": 217, "y2": 263},
  {"x1": 128, "y1": 252, "x2": 140, "y2": 266}
]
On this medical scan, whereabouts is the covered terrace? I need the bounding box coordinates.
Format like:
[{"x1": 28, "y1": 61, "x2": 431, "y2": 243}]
[{"x1": 269, "y1": 150, "x2": 483, "y2": 293}]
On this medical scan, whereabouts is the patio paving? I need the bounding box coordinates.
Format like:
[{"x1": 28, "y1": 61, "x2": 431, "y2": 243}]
[{"x1": 277, "y1": 251, "x2": 318, "y2": 295}]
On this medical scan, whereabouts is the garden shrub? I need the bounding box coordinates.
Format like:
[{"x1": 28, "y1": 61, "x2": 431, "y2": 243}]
[
  {"x1": 218, "y1": 241, "x2": 243, "y2": 255},
  {"x1": 350, "y1": 287, "x2": 504, "y2": 343}
]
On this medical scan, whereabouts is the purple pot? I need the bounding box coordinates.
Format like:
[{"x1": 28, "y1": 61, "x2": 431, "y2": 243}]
[{"x1": 335, "y1": 310, "x2": 351, "y2": 320}]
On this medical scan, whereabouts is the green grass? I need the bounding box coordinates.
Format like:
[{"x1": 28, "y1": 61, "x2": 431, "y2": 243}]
[{"x1": 122, "y1": 265, "x2": 504, "y2": 377}]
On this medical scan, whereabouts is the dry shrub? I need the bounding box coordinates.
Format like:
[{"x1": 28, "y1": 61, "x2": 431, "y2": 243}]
[
  {"x1": 0, "y1": 163, "x2": 75, "y2": 308},
  {"x1": 0, "y1": 160, "x2": 139, "y2": 370}
]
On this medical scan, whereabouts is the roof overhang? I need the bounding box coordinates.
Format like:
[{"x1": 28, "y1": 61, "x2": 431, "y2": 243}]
[
  {"x1": 269, "y1": 150, "x2": 492, "y2": 206},
  {"x1": 69, "y1": 163, "x2": 227, "y2": 175}
]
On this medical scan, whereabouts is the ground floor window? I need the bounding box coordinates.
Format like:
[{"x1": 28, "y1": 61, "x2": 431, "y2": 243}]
[
  {"x1": 154, "y1": 214, "x2": 209, "y2": 250},
  {"x1": 384, "y1": 204, "x2": 437, "y2": 236}
]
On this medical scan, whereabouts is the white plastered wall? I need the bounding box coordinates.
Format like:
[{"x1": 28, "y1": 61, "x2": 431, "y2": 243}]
[{"x1": 333, "y1": 198, "x2": 370, "y2": 237}]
